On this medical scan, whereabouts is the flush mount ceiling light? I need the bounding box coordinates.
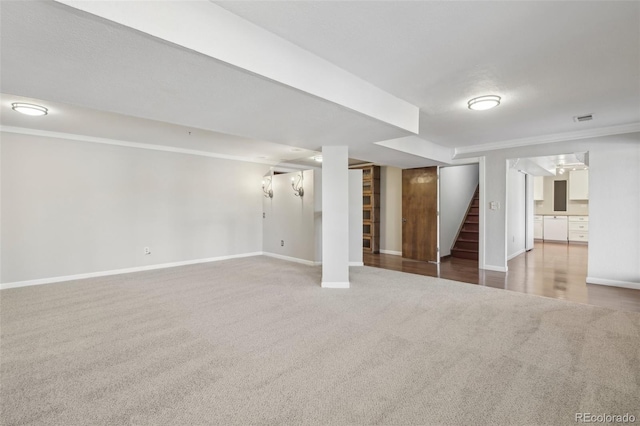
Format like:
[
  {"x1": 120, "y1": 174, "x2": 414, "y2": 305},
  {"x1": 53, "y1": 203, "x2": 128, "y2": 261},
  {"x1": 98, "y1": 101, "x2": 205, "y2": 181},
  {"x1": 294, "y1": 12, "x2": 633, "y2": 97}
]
[
  {"x1": 467, "y1": 95, "x2": 501, "y2": 111},
  {"x1": 11, "y1": 102, "x2": 48, "y2": 116},
  {"x1": 313, "y1": 155, "x2": 323, "y2": 162}
]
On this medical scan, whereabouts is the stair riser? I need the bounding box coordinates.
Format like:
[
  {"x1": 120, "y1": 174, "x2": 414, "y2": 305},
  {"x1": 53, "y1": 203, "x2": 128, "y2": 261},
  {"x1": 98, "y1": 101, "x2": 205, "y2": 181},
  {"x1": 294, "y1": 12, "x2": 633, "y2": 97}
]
[
  {"x1": 454, "y1": 241, "x2": 478, "y2": 251},
  {"x1": 469, "y1": 207, "x2": 479, "y2": 215},
  {"x1": 462, "y1": 223, "x2": 479, "y2": 232},
  {"x1": 451, "y1": 250, "x2": 479, "y2": 261},
  {"x1": 459, "y1": 231, "x2": 478, "y2": 241}
]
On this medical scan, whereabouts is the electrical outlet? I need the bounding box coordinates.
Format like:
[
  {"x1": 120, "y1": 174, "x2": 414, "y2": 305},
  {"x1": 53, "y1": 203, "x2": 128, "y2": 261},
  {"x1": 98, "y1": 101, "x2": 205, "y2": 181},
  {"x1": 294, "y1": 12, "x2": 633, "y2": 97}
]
[
  {"x1": 144, "y1": 247, "x2": 151, "y2": 255},
  {"x1": 281, "y1": 240, "x2": 284, "y2": 247}
]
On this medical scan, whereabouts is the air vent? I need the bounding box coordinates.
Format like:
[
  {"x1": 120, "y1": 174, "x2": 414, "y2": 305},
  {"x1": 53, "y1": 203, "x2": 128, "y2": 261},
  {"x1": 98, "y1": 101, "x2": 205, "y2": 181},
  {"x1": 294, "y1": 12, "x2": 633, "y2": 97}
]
[{"x1": 574, "y1": 114, "x2": 593, "y2": 123}]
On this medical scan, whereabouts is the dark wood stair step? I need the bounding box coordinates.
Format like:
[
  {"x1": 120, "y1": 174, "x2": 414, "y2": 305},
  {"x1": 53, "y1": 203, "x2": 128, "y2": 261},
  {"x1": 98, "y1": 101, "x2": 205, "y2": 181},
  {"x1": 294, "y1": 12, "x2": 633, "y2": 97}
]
[
  {"x1": 453, "y1": 241, "x2": 478, "y2": 251},
  {"x1": 451, "y1": 248, "x2": 479, "y2": 260},
  {"x1": 459, "y1": 231, "x2": 478, "y2": 241}
]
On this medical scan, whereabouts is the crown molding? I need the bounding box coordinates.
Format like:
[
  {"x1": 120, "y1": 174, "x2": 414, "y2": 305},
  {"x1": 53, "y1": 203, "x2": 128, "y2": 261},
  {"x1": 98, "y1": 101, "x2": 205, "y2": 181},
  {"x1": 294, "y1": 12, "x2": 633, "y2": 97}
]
[
  {"x1": 454, "y1": 122, "x2": 640, "y2": 157},
  {"x1": 0, "y1": 126, "x2": 280, "y2": 165}
]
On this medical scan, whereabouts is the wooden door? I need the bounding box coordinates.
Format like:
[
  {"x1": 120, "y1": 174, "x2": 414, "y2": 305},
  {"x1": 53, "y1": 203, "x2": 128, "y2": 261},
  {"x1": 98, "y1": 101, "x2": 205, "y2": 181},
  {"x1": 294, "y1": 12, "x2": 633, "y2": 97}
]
[{"x1": 402, "y1": 167, "x2": 438, "y2": 262}]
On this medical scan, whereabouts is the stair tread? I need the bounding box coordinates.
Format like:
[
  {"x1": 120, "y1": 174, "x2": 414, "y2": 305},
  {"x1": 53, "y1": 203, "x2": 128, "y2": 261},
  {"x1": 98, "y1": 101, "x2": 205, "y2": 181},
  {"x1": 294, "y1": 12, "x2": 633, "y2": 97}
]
[{"x1": 456, "y1": 238, "x2": 478, "y2": 243}]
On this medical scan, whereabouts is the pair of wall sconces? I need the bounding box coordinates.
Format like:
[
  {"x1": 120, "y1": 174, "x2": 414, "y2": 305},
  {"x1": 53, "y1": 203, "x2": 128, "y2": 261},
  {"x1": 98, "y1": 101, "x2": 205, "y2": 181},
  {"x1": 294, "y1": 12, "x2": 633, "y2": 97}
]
[{"x1": 262, "y1": 172, "x2": 304, "y2": 198}]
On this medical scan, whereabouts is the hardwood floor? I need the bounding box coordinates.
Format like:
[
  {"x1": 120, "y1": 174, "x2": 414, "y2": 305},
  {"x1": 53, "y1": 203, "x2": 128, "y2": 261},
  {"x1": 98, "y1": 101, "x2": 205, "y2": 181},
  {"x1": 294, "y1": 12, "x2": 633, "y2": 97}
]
[{"x1": 364, "y1": 242, "x2": 640, "y2": 312}]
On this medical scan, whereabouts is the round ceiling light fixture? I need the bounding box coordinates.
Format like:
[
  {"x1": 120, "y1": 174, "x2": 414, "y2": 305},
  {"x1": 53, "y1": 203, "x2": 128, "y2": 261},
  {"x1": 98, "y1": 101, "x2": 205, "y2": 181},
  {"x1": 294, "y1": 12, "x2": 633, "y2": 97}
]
[
  {"x1": 467, "y1": 95, "x2": 501, "y2": 111},
  {"x1": 11, "y1": 102, "x2": 48, "y2": 116}
]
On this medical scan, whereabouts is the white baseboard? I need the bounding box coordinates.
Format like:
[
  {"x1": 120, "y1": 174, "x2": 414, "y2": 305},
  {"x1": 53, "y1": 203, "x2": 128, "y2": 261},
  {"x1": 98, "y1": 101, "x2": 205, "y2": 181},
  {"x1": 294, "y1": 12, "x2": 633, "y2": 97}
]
[
  {"x1": 0, "y1": 252, "x2": 263, "y2": 290},
  {"x1": 380, "y1": 250, "x2": 402, "y2": 256},
  {"x1": 262, "y1": 253, "x2": 362, "y2": 267},
  {"x1": 481, "y1": 264, "x2": 508, "y2": 273},
  {"x1": 586, "y1": 277, "x2": 640, "y2": 290},
  {"x1": 321, "y1": 281, "x2": 350, "y2": 289},
  {"x1": 262, "y1": 252, "x2": 316, "y2": 266},
  {"x1": 507, "y1": 249, "x2": 526, "y2": 261}
]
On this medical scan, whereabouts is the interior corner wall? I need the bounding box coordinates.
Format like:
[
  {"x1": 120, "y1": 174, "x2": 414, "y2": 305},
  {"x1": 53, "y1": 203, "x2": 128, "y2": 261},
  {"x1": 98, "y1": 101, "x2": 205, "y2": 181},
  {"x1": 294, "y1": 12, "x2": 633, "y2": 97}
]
[
  {"x1": 480, "y1": 132, "x2": 640, "y2": 285},
  {"x1": 262, "y1": 170, "x2": 316, "y2": 263},
  {"x1": 1, "y1": 132, "x2": 265, "y2": 284},
  {"x1": 506, "y1": 168, "x2": 526, "y2": 260},
  {"x1": 380, "y1": 166, "x2": 402, "y2": 254},
  {"x1": 439, "y1": 164, "x2": 479, "y2": 257}
]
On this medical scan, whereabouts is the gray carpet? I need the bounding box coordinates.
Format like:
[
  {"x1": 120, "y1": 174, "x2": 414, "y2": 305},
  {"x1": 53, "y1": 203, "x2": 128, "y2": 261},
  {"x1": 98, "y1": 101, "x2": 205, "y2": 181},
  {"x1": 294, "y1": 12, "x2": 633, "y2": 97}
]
[{"x1": 1, "y1": 256, "x2": 638, "y2": 425}]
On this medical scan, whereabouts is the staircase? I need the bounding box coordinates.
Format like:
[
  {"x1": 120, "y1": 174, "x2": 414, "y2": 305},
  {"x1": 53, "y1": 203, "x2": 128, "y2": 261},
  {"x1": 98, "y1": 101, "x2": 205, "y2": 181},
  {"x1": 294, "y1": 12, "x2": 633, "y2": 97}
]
[{"x1": 451, "y1": 186, "x2": 479, "y2": 261}]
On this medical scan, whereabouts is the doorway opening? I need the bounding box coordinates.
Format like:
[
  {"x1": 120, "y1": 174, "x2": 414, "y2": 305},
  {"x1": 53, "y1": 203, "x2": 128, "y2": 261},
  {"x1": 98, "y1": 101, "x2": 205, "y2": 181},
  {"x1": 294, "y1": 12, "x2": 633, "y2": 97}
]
[
  {"x1": 439, "y1": 164, "x2": 480, "y2": 263},
  {"x1": 507, "y1": 153, "x2": 589, "y2": 297}
]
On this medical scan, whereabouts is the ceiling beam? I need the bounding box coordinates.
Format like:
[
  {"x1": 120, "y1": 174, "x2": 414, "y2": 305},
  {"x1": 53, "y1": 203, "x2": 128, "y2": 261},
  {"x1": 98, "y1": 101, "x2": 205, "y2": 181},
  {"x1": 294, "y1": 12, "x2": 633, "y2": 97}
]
[{"x1": 56, "y1": 0, "x2": 419, "y2": 135}]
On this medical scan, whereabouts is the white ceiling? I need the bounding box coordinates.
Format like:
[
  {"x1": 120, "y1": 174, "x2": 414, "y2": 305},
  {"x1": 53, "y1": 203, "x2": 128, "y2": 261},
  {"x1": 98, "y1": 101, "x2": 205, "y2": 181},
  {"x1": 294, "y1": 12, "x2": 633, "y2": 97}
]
[
  {"x1": 0, "y1": 94, "x2": 319, "y2": 164},
  {"x1": 1, "y1": 1, "x2": 639, "y2": 168},
  {"x1": 511, "y1": 153, "x2": 587, "y2": 177},
  {"x1": 215, "y1": 1, "x2": 640, "y2": 147}
]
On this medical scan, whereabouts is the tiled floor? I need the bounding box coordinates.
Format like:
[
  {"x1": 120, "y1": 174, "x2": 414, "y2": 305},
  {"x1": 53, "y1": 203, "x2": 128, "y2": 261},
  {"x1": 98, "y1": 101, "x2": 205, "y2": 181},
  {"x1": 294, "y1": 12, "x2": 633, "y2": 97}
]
[{"x1": 364, "y1": 242, "x2": 640, "y2": 312}]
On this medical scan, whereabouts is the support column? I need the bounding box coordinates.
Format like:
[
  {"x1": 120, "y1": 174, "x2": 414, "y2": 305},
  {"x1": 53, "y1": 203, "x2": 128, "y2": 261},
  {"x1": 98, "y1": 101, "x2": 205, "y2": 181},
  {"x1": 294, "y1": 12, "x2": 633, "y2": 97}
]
[{"x1": 321, "y1": 146, "x2": 350, "y2": 288}]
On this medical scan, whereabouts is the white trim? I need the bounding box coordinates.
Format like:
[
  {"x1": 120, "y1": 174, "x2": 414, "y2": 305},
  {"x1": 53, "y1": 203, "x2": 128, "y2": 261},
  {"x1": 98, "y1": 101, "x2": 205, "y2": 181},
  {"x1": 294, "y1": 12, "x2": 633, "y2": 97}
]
[
  {"x1": 380, "y1": 250, "x2": 402, "y2": 256},
  {"x1": 586, "y1": 277, "x2": 640, "y2": 291},
  {"x1": 478, "y1": 156, "x2": 486, "y2": 270},
  {"x1": 507, "y1": 249, "x2": 526, "y2": 261},
  {"x1": 454, "y1": 123, "x2": 640, "y2": 157},
  {"x1": 0, "y1": 252, "x2": 263, "y2": 290},
  {"x1": 262, "y1": 252, "x2": 316, "y2": 266},
  {"x1": 321, "y1": 281, "x2": 350, "y2": 289},
  {"x1": 450, "y1": 156, "x2": 481, "y2": 166},
  {"x1": 0, "y1": 126, "x2": 279, "y2": 165},
  {"x1": 503, "y1": 159, "x2": 510, "y2": 269},
  {"x1": 481, "y1": 264, "x2": 509, "y2": 273},
  {"x1": 349, "y1": 262, "x2": 364, "y2": 267}
]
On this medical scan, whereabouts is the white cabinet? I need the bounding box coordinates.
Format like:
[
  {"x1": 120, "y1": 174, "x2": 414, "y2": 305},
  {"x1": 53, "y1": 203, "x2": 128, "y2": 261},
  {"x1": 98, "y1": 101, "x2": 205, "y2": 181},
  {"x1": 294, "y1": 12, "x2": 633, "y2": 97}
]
[
  {"x1": 533, "y1": 176, "x2": 544, "y2": 201},
  {"x1": 569, "y1": 169, "x2": 589, "y2": 200},
  {"x1": 534, "y1": 215, "x2": 543, "y2": 239},
  {"x1": 543, "y1": 216, "x2": 568, "y2": 242},
  {"x1": 568, "y1": 216, "x2": 589, "y2": 242}
]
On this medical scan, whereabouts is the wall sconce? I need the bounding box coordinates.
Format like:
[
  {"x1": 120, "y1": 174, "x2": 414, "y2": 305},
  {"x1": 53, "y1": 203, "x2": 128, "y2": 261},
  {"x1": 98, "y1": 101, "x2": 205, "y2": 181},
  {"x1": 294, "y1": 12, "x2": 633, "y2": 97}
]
[
  {"x1": 262, "y1": 176, "x2": 273, "y2": 198},
  {"x1": 291, "y1": 172, "x2": 304, "y2": 197}
]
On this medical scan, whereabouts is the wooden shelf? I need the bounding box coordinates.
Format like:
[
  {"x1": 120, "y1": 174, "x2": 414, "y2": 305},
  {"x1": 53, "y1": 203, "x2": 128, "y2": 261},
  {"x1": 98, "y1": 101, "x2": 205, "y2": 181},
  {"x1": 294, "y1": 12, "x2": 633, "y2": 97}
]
[{"x1": 352, "y1": 165, "x2": 380, "y2": 253}]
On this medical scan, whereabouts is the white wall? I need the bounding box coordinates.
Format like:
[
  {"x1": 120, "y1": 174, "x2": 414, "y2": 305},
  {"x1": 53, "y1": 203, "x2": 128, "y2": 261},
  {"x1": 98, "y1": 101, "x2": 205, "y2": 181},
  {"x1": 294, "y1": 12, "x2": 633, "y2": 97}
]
[
  {"x1": 262, "y1": 168, "x2": 361, "y2": 266},
  {"x1": 380, "y1": 166, "x2": 402, "y2": 254},
  {"x1": 262, "y1": 170, "x2": 316, "y2": 263},
  {"x1": 525, "y1": 174, "x2": 534, "y2": 251},
  {"x1": 479, "y1": 132, "x2": 640, "y2": 286},
  {"x1": 507, "y1": 168, "x2": 526, "y2": 260},
  {"x1": 439, "y1": 164, "x2": 479, "y2": 257},
  {"x1": 1, "y1": 132, "x2": 264, "y2": 284}
]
